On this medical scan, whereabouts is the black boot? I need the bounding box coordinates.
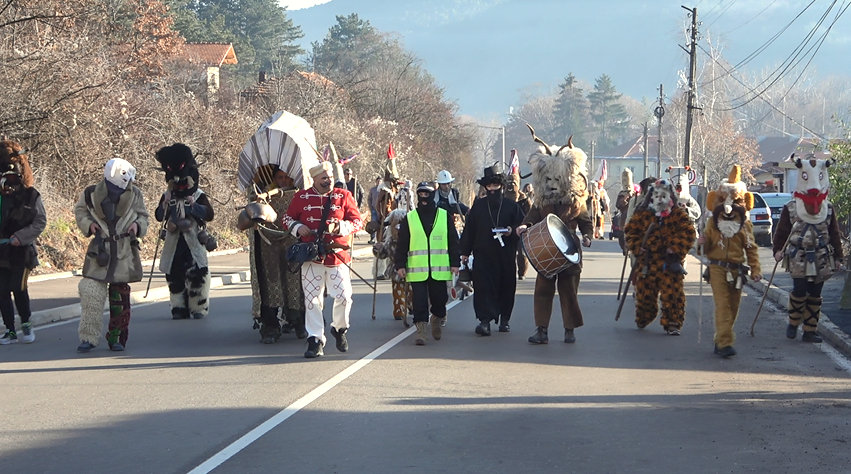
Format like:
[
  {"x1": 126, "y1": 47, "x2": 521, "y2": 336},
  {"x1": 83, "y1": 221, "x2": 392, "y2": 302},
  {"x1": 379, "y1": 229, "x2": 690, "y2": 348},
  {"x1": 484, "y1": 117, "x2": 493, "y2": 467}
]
[
  {"x1": 786, "y1": 324, "x2": 798, "y2": 339},
  {"x1": 528, "y1": 326, "x2": 548, "y2": 344},
  {"x1": 475, "y1": 320, "x2": 491, "y2": 336},
  {"x1": 801, "y1": 331, "x2": 822, "y2": 343},
  {"x1": 331, "y1": 326, "x2": 349, "y2": 352},
  {"x1": 304, "y1": 336, "x2": 324, "y2": 358},
  {"x1": 564, "y1": 328, "x2": 576, "y2": 343},
  {"x1": 714, "y1": 345, "x2": 736, "y2": 358}
]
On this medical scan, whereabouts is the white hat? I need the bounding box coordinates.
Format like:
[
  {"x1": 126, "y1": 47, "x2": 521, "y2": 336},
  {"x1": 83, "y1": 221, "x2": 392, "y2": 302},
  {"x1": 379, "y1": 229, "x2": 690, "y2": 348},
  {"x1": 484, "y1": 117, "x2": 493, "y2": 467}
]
[
  {"x1": 436, "y1": 170, "x2": 454, "y2": 184},
  {"x1": 104, "y1": 158, "x2": 136, "y2": 190}
]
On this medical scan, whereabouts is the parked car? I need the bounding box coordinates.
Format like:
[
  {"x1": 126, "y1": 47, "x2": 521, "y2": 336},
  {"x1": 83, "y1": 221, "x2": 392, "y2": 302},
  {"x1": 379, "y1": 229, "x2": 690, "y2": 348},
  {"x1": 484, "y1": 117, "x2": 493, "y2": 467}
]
[
  {"x1": 760, "y1": 192, "x2": 793, "y2": 229},
  {"x1": 750, "y1": 192, "x2": 773, "y2": 246}
]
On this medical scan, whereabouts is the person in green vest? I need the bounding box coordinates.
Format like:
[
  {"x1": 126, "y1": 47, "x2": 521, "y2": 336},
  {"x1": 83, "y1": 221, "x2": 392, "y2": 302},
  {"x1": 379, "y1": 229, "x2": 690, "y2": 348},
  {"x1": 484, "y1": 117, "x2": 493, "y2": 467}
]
[{"x1": 394, "y1": 181, "x2": 460, "y2": 345}]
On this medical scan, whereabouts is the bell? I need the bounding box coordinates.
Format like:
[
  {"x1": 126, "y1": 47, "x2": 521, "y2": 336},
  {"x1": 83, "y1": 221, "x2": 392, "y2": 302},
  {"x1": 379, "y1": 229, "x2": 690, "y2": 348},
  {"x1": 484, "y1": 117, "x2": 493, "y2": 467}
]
[
  {"x1": 175, "y1": 218, "x2": 193, "y2": 232},
  {"x1": 166, "y1": 220, "x2": 178, "y2": 233}
]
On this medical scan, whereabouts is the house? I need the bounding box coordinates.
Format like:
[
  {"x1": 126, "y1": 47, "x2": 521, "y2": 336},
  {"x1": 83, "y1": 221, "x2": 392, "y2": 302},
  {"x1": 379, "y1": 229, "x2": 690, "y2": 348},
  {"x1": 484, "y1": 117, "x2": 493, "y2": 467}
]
[
  {"x1": 178, "y1": 42, "x2": 238, "y2": 102},
  {"x1": 592, "y1": 134, "x2": 677, "y2": 199},
  {"x1": 753, "y1": 136, "x2": 832, "y2": 192}
]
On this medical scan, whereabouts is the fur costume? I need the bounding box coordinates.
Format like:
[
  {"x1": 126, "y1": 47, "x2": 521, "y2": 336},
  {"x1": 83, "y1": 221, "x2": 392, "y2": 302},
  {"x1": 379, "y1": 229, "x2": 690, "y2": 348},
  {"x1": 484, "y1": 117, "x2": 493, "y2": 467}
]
[
  {"x1": 624, "y1": 179, "x2": 696, "y2": 334},
  {"x1": 772, "y1": 154, "x2": 844, "y2": 342},
  {"x1": 74, "y1": 158, "x2": 148, "y2": 350},
  {"x1": 378, "y1": 181, "x2": 414, "y2": 322},
  {"x1": 702, "y1": 165, "x2": 761, "y2": 355},
  {"x1": 521, "y1": 126, "x2": 594, "y2": 343},
  {"x1": 244, "y1": 165, "x2": 306, "y2": 342},
  {"x1": 154, "y1": 143, "x2": 215, "y2": 320},
  {"x1": 0, "y1": 140, "x2": 46, "y2": 341}
]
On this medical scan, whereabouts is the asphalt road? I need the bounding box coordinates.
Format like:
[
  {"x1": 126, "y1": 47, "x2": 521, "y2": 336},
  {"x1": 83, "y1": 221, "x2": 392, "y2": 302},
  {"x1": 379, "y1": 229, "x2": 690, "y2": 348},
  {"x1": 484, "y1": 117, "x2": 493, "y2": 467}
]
[{"x1": 1, "y1": 239, "x2": 850, "y2": 473}]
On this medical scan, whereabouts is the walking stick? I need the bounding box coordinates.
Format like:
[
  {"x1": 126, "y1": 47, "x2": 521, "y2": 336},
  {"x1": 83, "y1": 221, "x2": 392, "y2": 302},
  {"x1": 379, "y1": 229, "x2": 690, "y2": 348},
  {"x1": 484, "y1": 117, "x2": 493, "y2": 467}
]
[
  {"x1": 749, "y1": 257, "x2": 782, "y2": 337},
  {"x1": 144, "y1": 221, "x2": 167, "y2": 298},
  {"x1": 750, "y1": 233, "x2": 792, "y2": 336},
  {"x1": 615, "y1": 222, "x2": 656, "y2": 321},
  {"x1": 616, "y1": 252, "x2": 629, "y2": 300}
]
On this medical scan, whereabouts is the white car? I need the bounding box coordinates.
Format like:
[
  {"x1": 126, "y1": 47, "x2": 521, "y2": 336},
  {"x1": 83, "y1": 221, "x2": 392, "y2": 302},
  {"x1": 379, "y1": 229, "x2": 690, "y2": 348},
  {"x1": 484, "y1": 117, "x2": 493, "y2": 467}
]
[{"x1": 750, "y1": 192, "x2": 773, "y2": 246}]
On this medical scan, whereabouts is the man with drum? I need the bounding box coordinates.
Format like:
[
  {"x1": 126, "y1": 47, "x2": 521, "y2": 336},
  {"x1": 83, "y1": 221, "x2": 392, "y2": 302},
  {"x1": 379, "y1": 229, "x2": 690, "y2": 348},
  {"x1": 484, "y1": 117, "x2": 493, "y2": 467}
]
[
  {"x1": 515, "y1": 134, "x2": 593, "y2": 345},
  {"x1": 459, "y1": 165, "x2": 524, "y2": 335}
]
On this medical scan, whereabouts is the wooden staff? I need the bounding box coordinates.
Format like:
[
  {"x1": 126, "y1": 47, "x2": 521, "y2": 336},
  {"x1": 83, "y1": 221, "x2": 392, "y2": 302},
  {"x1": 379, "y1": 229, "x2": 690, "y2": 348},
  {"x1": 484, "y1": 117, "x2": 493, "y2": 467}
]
[
  {"x1": 615, "y1": 222, "x2": 655, "y2": 321},
  {"x1": 750, "y1": 233, "x2": 792, "y2": 336},
  {"x1": 616, "y1": 252, "x2": 629, "y2": 300}
]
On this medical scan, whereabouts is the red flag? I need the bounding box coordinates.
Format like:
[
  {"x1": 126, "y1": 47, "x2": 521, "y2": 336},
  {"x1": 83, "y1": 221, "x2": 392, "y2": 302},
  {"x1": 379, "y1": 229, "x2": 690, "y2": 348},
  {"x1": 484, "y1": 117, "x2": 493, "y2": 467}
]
[
  {"x1": 387, "y1": 142, "x2": 395, "y2": 160},
  {"x1": 509, "y1": 149, "x2": 520, "y2": 174}
]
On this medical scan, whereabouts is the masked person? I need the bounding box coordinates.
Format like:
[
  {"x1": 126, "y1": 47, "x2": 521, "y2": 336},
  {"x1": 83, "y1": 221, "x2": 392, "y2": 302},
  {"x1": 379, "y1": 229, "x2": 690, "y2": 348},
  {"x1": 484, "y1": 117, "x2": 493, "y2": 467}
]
[
  {"x1": 0, "y1": 141, "x2": 46, "y2": 345},
  {"x1": 377, "y1": 180, "x2": 416, "y2": 325},
  {"x1": 239, "y1": 166, "x2": 306, "y2": 343},
  {"x1": 284, "y1": 162, "x2": 363, "y2": 359},
  {"x1": 624, "y1": 179, "x2": 696, "y2": 335},
  {"x1": 434, "y1": 169, "x2": 470, "y2": 230},
  {"x1": 772, "y1": 154, "x2": 844, "y2": 343},
  {"x1": 394, "y1": 182, "x2": 460, "y2": 345},
  {"x1": 74, "y1": 158, "x2": 148, "y2": 352},
  {"x1": 154, "y1": 144, "x2": 216, "y2": 320},
  {"x1": 699, "y1": 166, "x2": 762, "y2": 358},
  {"x1": 505, "y1": 170, "x2": 532, "y2": 280},
  {"x1": 516, "y1": 132, "x2": 593, "y2": 344},
  {"x1": 459, "y1": 164, "x2": 524, "y2": 335}
]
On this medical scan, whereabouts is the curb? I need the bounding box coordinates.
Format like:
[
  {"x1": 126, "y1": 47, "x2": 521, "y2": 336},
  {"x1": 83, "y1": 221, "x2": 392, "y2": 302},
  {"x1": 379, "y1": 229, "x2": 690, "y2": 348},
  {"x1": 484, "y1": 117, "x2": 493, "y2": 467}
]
[
  {"x1": 29, "y1": 244, "x2": 375, "y2": 327},
  {"x1": 745, "y1": 278, "x2": 851, "y2": 359}
]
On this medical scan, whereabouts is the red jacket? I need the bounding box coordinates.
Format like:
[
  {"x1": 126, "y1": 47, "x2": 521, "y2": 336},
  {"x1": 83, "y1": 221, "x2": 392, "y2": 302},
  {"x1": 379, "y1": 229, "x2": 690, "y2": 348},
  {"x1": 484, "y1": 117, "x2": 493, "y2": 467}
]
[{"x1": 283, "y1": 187, "x2": 363, "y2": 265}]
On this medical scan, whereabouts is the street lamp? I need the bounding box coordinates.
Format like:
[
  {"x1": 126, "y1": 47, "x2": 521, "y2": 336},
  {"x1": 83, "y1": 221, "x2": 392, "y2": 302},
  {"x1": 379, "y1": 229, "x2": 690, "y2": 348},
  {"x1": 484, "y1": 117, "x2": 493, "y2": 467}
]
[{"x1": 477, "y1": 124, "x2": 506, "y2": 169}]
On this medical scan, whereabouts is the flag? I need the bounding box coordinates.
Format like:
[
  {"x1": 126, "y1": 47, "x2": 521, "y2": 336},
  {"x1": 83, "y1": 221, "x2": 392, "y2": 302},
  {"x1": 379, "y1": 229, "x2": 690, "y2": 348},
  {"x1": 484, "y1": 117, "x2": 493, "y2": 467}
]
[
  {"x1": 509, "y1": 149, "x2": 520, "y2": 174},
  {"x1": 387, "y1": 142, "x2": 395, "y2": 160},
  {"x1": 595, "y1": 159, "x2": 608, "y2": 182},
  {"x1": 339, "y1": 153, "x2": 358, "y2": 165}
]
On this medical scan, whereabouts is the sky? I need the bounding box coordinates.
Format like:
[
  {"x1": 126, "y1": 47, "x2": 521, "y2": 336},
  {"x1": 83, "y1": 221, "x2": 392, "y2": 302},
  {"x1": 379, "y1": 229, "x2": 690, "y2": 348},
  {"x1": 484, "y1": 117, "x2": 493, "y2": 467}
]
[{"x1": 281, "y1": 1, "x2": 851, "y2": 124}]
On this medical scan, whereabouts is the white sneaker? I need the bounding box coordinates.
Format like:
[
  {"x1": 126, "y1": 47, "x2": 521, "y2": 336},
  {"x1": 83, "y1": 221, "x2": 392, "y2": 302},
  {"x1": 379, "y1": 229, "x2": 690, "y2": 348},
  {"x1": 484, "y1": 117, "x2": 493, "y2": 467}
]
[
  {"x1": 20, "y1": 323, "x2": 35, "y2": 344},
  {"x1": 0, "y1": 330, "x2": 18, "y2": 345}
]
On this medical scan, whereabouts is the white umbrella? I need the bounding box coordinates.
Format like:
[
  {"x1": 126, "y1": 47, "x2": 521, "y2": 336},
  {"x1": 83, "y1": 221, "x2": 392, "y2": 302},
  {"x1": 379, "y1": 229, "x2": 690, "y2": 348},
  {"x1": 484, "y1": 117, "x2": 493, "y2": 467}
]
[{"x1": 237, "y1": 111, "x2": 321, "y2": 191}]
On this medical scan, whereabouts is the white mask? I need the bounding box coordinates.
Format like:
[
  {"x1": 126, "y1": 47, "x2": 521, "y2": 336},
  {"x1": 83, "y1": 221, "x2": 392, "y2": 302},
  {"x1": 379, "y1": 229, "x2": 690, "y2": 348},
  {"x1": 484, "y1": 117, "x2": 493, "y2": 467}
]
[{"x1": 104, "y1": 158, "x2": 136, "y2": 190}]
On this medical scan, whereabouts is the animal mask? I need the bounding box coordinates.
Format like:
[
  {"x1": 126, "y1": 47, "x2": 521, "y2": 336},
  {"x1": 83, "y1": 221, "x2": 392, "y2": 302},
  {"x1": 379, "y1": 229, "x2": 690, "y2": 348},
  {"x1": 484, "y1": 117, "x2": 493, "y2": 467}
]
[
  {"x1": 621, "y1": 168, "x2": 635, "y2": 192},
  {"x1": 0, "y1": 140, "x2": 34, "y2": 195},
  {"x1": 155, "y1": 143, "x2": 198, "y2": 197},
  {"x1": 104, "y1": 158, "x2": 136, "y2": 190},
  {"x1": 707, "y1": 165, "x2": 752, "y2": 236},
  {"x1": 792, "y1": 153, "x2": 833, "y2": 222},
  {"x1": 648, "y1": 180, "x2": 676, "y2": 217},
  {"x1": 526, "y1": 124, "x2": 589, "y2": 215}
]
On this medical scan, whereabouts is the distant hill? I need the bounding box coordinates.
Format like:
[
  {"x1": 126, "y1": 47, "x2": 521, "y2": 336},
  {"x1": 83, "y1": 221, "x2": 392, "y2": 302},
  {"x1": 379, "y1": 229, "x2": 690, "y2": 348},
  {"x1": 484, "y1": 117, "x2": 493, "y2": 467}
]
[{"x1": 288, "y1": 1, "x2": 851, "y2": 122}]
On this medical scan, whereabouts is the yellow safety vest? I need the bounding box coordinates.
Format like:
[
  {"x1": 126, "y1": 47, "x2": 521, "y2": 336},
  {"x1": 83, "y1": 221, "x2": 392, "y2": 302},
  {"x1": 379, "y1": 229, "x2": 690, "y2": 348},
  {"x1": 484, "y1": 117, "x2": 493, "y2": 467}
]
[{"x1": 406, "y1": 208, "x2": 451, "y2": 282}]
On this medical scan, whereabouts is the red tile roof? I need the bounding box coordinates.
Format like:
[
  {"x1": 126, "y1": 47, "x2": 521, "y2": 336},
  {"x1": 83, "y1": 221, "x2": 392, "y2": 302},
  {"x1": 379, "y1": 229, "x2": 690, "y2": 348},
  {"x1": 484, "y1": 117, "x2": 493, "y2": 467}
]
[{"x1": 180, "y1": 43, "x2": 237, "y2": 67}]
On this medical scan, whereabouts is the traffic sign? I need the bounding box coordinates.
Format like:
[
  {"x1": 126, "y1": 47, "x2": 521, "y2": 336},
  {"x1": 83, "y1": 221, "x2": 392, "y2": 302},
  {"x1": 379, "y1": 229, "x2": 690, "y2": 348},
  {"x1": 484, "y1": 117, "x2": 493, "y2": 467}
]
[{"x1": 687, "y1": 168, "x2": 697, "y2": 184}]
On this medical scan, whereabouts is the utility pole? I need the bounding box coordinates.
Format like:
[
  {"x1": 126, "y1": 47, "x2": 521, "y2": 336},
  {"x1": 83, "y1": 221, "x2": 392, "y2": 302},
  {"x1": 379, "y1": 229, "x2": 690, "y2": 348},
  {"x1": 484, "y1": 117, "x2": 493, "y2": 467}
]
[
  {"x1": 642, "y1": 123, "x2": 649, "y2": 180},
  {"x1": 680, "y1": 6, "x2": 699, "y2": 168},
  {"x1": 654, "y1": 84, "x2": 665, "y2": 177}
]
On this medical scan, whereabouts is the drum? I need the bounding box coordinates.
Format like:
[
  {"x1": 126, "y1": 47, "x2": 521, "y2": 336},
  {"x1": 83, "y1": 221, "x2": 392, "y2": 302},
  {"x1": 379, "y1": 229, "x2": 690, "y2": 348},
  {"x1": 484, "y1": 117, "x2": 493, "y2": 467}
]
[{"x1": 521, "y1": 213, "x2": 580, "y2": 278}]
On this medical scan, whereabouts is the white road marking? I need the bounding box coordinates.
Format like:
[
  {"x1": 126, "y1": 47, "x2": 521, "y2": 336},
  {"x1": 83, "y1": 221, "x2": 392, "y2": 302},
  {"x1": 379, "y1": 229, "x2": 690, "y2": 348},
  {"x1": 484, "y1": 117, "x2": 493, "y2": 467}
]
[{"x1": 188, "y1": 299, "x2": 461, "y2": 474}]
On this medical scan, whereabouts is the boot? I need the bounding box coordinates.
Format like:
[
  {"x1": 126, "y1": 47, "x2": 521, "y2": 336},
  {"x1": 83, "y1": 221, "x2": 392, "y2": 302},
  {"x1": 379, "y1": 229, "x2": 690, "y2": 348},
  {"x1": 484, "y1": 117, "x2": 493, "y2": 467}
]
[
  {"x1": 564, "y1": 328, "x2": 576, "y2": 343},
  {"x1": 475, "y1": 320, "x2": 491, "y2": 336},
  {"x1": 414, "y1": 321, "x2": 427, "y2": 345},
  {"x1": 331, "y1": 326, "x2": 349, "y2": 352},
  {"x1": 304, "y1": 336, "x2": 324, "y2": 358},
  {"x1": 528, "y1": 326, "x2": 548, "y2": 344},
  {"x1": 801, "y1": 296, "x2": 823, "y2": 343},
  {"x1": 786, "y1": 294, "x2": 806, "y2": 339},
  {"x1": 714, "y1": 345, "x2": 737, "y2": 358},
  {"x1": 430, "y1": 315, "x2": 443, "y2": 340}
]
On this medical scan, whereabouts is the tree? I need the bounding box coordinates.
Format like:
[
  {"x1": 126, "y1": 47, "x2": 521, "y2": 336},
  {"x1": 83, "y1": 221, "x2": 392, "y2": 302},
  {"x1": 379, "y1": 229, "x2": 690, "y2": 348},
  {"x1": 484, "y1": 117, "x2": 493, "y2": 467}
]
[
  {"x1": 552, "y1": 73, "x2": 589, "y2": 145},
  {"x1": 169, "y1": 0, "x2": 304, "y2": 77},
  {"x1": 586, "y1": 74, "x2": 630, "y2": 150}
]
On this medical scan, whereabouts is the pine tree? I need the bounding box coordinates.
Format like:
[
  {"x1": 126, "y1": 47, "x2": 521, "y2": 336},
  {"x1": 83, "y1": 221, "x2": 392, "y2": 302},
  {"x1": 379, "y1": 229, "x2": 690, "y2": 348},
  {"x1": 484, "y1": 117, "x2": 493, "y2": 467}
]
[
  {"x1": 587, "y1": 74, "x2": 630, "y2": 150},
  {"x1": 552, "y1": 73, "x2": 589, "y2": 145}
]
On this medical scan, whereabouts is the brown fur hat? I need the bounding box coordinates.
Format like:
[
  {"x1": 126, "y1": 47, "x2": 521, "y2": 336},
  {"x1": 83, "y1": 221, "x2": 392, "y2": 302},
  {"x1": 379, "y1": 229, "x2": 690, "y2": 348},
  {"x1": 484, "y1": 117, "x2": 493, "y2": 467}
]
[
  {"x1": 706, "y1": 165, "x2": 754, "y2": 212},
  {"x1": 0, "y1": 139, "x2": 34, "y2": 188}
]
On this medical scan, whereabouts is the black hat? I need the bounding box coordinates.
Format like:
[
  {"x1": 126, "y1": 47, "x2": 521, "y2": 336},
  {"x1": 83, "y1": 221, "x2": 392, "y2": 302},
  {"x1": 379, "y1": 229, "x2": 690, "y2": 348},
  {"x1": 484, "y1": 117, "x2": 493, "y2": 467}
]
[
  {"x1": 416, "y1": 181, "x2": 435, "y2": 192},
  {"x1": 476, "y1": 164, "x2": 506, "y2": 187}
]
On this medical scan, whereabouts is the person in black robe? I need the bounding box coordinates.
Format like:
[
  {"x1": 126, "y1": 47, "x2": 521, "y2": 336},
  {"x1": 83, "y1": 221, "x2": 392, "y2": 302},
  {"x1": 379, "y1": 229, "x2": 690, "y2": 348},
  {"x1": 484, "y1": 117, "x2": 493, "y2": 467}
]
[{"x1": 459, "y1": 165, "x2": 524, "y2": 335}]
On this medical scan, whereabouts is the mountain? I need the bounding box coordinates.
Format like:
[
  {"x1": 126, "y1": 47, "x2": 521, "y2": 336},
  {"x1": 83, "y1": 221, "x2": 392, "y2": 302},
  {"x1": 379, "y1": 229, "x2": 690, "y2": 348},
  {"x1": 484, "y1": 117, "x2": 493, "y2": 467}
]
[{"x1": 286, "y1": 0, "x2": 851, "y2": 122}]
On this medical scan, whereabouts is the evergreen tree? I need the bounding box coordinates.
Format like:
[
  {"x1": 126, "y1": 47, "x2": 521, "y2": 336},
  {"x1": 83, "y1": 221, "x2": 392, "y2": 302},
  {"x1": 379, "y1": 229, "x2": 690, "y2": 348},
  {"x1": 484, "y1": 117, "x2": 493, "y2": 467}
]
[
  {"x1": 552, "y1": 73, "x2": 589, "y2": 145},
  {"x1": 167, "y1": 0, "x2": 304, "y2": 77},
  {"x1": 586, "y1": 74, "x2": 630, "y2": 150}
]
